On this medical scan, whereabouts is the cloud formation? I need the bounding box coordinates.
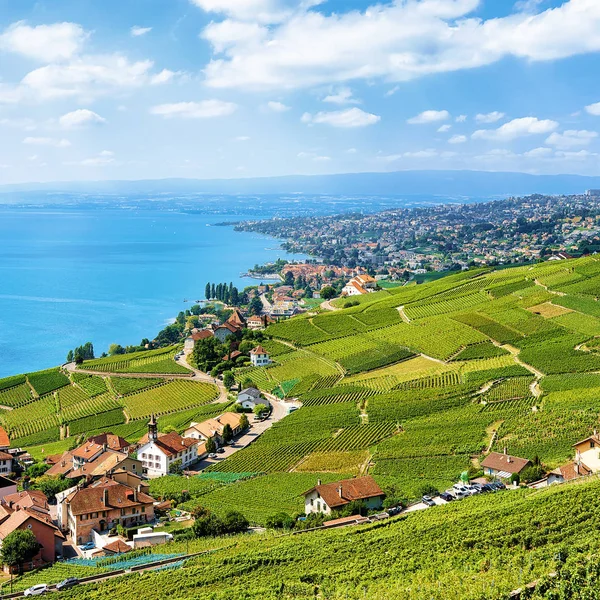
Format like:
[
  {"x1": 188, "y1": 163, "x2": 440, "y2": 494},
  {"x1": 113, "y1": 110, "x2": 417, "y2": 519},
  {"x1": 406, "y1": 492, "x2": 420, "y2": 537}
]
[
  {"x1": 301, "y1": 107, "x2": 380, "y2": 127},
  {"x1": 472, "y1": 117, "x2": 558, "y2": 141},
  {"x1": 59, "y1": 109, "x2": 106, "y2": 128},
  {"x1": 407, "y1": 110, "x2": 450, "y2": 125},
  {"x1": 150, "y1": 100, "x2": 238, "y2": 118}
]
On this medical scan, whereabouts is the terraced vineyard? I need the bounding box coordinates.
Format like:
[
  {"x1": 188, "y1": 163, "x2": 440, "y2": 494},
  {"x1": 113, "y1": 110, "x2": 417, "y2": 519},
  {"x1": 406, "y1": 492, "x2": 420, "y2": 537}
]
[{"x1": 78, "y1": 346, "x2": 190, "y2": 374}]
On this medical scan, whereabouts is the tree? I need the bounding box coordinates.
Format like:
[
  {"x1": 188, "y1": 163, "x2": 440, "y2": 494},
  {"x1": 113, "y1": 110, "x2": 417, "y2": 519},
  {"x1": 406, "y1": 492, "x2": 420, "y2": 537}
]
[
  {"x1": 66, "y1": 350, "x2": 74, "y2": 363},
  {"x1": 108, "y1": 344, "x2": 125, "y2": 356},
  {"x1": 284, "y1": 271, "x2": 294, "y2": 286},
  {"x1": 169, "y1": 459, "x2": 183, "y2": 475},
  {"x1": 223, "y1": 371, "x2": 235, "y2": 390},
  {"x1": 265, "y1": 512, "x2": 295, "y2": 530},
  {"x1": 249, "y1": 296, "x2": 263, "y2": 316},
  {"x1": 254, "y1": 403, "x2": 268, "y2": 416},
  {"x1": 230, "y1": 287, "x2": 239, "y2": 306},
  {"x1": 222, "y1": 424, "x2": 233, "y2": 443},
  {"x1": 30, "y1": 475, "x2": 72, "y2": 502},
  {"x1": 320, "y1": 286, "x2": 336, "y2": 300},
  {"x1": 193, "y1": 513, "x2": 224, "y2": 538},
  {"x1": 1, "y1": 530, "x2": 40, "y2": 574},
  {"x1": 26, "y1": 463, "x2": 49, "y2": 478},
  {"x1": 239, "y1": 413, "x2": 249, "y2": 431},
  {"x1": 205, "y1": 437, "x2": 217, "y2": 454},
  {"x1": 191, "y1": 505, "x2": 211, "y2": 520},
  {"x1": 211, "y1": 283, "x2": 216, "y2": 299},
  {"x1": 241, "y1": 377, "x2": 256, "y2": 389},
  {"x1": 222, "y1": 511, "x2": 249, "y2": 534},
  {"x1": 205, "y1": 282, "x2": 211, "y2": 300}
]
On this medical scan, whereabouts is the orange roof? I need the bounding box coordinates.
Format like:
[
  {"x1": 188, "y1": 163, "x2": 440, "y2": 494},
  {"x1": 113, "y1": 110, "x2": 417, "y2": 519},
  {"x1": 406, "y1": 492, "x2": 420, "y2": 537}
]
[
  {"x1": 2, "y1": 490, "x2": 49, "y2": 514},
  {"x1": 0, "y1": 451, "x2": 12, "y2": 461},
  {"x1": 0, "y1": 427, "x2": 10, "y2": 448},
  {"x1": 0, "y1": 509, "x2": 63, "y2": 540},
  {"x1": 186, "y1": 419, "x2": 223, "y2": 439},
  {"x1": 191, "y1": 329, "x2": 213, "y2": 341},
  {"x1": 140, "y1": 431, "x2": 198, "y2": 457},
  {"x1": 217, "y1": 412, "x2": 243, "y2": 430},
  {"x1": 554, "y1": 461, "x2": 592, "y2": 481},
  {"x1": 71, "y1": 442, "x2": 104, "y2": 461},
  {"x1": 303, "y1": 476, "x2": 384, "y2": 509},
  {"x1": 88, "y1": 433, "x2": 130, "y2": 452},
  {"x1": 45, "y1": 451, "x2": 74, "y2": 476}
]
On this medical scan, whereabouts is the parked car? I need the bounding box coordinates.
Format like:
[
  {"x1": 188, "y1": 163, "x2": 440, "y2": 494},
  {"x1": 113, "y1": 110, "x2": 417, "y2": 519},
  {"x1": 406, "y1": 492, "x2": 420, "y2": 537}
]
[
  {"x1": 56, "y1": 578, "x2": 79, "y2": 591},
  {"x1": 80, "y1": 542, "x2": 95, "y2": 551},
  {"x1": 24, "y1": 584, "x2": 48, "y2": 596},
  {"x1": 208, "y1": 453, "x2": 218, "y2": 459},
  {"x1": 490, "y1": 481, "x2": 506, "y2": 490},
  {"x1": 422, "y1": 495, "x2": 436, "y2": 507},
  {"x1": 481, "y1": 483, "x2": 496, "y2": 493},
  {"x1": 440, "y1": 492, "x2": 454, "y2": 502},
  {"x1": 216, "y1": 448, "x2": 226, "y2": 454},
  {"x1": 387, "y1": 506, "x2": 402, "y2": 516}
]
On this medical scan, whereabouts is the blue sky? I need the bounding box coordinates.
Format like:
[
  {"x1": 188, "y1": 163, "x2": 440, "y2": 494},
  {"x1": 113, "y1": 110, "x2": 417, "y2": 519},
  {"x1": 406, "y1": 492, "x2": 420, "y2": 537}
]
[{"x1": 1, "y1": 0, "x2": 600, "y2": 182}]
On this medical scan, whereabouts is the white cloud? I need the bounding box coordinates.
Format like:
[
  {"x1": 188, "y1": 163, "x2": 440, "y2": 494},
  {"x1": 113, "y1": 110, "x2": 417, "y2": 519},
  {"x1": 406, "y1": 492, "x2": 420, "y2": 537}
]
[
  {"x1": 266, "y1": 100, "x2": 290, "y2": 112},
  {"x1": 514, "y1": 0, "x2": 544, "y2": 13},
  {"x1": 407, "y1": 110, "x2": 449, "y2": 125},
  {"x1": 585, "y1": 102, "x2": 600, "y2": 116},
  {"x1": 79, "y1": 150, "x2": 115, "y2": 167},
  {"x1": 301, "y1": 107, "x2": 380, "y2": 128},
  {"x1": 150, "y1": 69, "x2": 178, "y2": 85},
  {"x1": 346, "y1": 147, "x2": 358, "y2": 154},
  {"x1": 475, "y1": 111, "x2": 505, "y2": 124},
  {"x1": 555, "y1": 149, "x2": 597, "y2": 159},
  {"x1": 201, "y1": 0, "x2": 600, "y2": 90},
  {"x1": 23, "y1": 136, "x2": 70, "y2": 148},
  {"x1": 235, "y1": 136, "x2": 251, "y2": 141},
  {"x1": 472, "y1": 117, "x2": 558, "y2": 141},
  {"x1": 455, "y1": 115, "x2": 467, "y2": 123},
  {"x1": 323, "y1": 86, "x2": 359, "y2": 104},
  {"x1": 403, "y1": 149, "x2": 438, "y2": 159},
  {"x1": 150, "y1": 100, "x2": 238, "y2": 119},
  {"x1": 131, "y1": 26, "x2": 152, "y2": 37},
  {"x1": 523, "y1": 147, "x2": 553, "y2": 158},
  {"x1": 437, "y1": 124, "x2": 452, "y2": 132},
  {"x1": 545, "y1": 129, "x2": 598, "y2": 149},
  {"x1": 0, "y1": 21, "x2": 86, "y2": 62},
  {"x1": 448, "y1": 134, "x2": 467, "y2": 144},
  {"x1": 59, "y1": 108, "x2": 106, "y2": 128},
  {"x1": 0, "y1": 117, "x2": 36, "y2": 130},
  {"x1": 384, "y1": 86, "x2": 399, "y2": 97}
]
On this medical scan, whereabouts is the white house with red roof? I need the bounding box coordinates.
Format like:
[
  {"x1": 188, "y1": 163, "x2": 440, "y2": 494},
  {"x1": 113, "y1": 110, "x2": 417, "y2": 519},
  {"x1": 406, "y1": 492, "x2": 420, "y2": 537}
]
[
  {"x1": 303, "y1": 476, "x2": 384, "y2": 515},
  {"x1": 250, "y1": 345, "x2": 271, "y2": 367},
  {"x1": 137, "y1": 416, "x2": 199, "y2": 478}
]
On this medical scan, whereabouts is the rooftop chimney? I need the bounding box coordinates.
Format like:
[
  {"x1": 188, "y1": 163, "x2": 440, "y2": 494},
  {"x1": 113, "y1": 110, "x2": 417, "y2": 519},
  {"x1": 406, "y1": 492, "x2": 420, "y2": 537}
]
[
  {"x1": 503, "y1": 447, "x2": 508, "y2": 455},
  {"x1": 317, "y1": 479, "x2": 322, "y2": 486},
  {"x1": 133, "y1": 488, "x2": 138, "y2": 503},
  {"x1": 337, "y1": 485, "x2": 343, "y2": 498}
]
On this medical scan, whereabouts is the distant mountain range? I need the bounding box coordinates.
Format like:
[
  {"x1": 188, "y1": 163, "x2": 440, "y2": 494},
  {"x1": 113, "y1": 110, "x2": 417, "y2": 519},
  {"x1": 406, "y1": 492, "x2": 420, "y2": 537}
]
[{"x1": 1, "y1": 170, "x2": 600, "y2": 199}]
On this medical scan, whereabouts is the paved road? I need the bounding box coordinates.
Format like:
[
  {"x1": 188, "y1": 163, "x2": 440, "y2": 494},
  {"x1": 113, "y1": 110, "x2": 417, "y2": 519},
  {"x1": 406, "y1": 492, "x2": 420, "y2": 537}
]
[{"x1": 189, "y1": 397, "x2": 291, "y2": 471}]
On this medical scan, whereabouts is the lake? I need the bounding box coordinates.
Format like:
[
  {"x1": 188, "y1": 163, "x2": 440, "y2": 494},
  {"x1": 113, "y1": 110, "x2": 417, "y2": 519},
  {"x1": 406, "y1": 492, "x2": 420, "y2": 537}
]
[{"x1": 0, "y1": 207, "x2": 307, "y2": 378}]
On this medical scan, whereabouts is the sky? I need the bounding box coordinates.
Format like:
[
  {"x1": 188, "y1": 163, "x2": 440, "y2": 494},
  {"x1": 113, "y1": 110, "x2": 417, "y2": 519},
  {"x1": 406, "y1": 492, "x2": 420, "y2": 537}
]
[{"x1": 1, "y1": 0, "x2": 600, "y2": 183}]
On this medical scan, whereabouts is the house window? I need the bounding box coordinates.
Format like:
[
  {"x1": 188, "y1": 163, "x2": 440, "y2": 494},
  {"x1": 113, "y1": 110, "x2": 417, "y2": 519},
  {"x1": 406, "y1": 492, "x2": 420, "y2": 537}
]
[
  {"x1": 310, "y1": 499, "x2": 314, "y2": 506},
  {"x1": 141, "y1": 506, "x2": 146, "y2": 513},
  {"x1": 591, "y1": 441, "x2": 596, "y2": 448},
  {"x1": 121, "y1": 509, "x2": 125, "y2": 516},
  {"x1": 132, "y1": 464, "x2": 136, "y2": 471}
]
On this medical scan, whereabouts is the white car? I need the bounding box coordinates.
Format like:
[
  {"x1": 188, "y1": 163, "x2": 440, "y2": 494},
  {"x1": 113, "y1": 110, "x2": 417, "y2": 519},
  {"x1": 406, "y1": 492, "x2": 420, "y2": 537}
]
[{"x1": 24, "y1": 584, "x2": 48, "y2": 596}]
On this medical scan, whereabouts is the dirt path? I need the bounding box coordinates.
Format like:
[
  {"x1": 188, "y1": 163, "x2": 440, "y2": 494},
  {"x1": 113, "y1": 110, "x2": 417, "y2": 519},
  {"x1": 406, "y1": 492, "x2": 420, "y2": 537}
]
[
  {"x1": 501, "y1": 344, "x2": 545, "y2": 379},
  {"x1": 397, "y1": 306, "x2": 411, "y2": 323},
  {"x1": 320, "y1": 299, "x2": 339, "y2": 311}
]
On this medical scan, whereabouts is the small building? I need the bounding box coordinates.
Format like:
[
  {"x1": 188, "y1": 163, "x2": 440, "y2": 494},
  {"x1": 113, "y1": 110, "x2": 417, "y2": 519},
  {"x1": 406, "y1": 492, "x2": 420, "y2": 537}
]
[
  {"x1": 236, "y1": 387, "x2": 269, "y2": 410},
  {"x1": 0, "y1": 427, "x2": 10, "y2": 451},
  {"x1": 1, "y1": 490, "x2": 49, "y2": 518},
  {"x1": 480, "y1": 450, "x2": 531, "y2": 479},
  {"x1": 0, "y1": 508, "x2": 64, "y2": 571},
  {"x1": 548, "y1": 460, "x2": 592, "y2": 485},
  {"x1": 64, "y1": 478, "x2": 155, "y2": 544},
  {"x1": 185, "y1": 412, "x2": 247, "y2": 445},
  {"x1": 100, "y1": 539, "x2": 133, "y2": 556},
  {"x1": 250, "y1": 346, "x2": 271, "y2": 367},
  {"x1": 87, "y1": 433, "x2": 131, "y2": 453},
  {"x1": 222, "y1": 350, "x2": 243, "y2": 362},
  {"x1": 0, "y1": 451, "x2": 13, "y2": 477},
  {"x1": 227, "y1": 309, "x2": 246, "y2": 329},
  {"x1": 185, "y1": 329, "x2": 214, "y2": 352},
  {"x1": 132, "y1": 527, "x2": 173, "y2": 548},
  {"x1": 342, "y1": 280, "x2": 368, "y2": 296},
  {"x1": 303, "y1": 476, "x2": 385, "y2": 515},
  {"x1": 212, "y1": 322, "x2": 241, "y2": 343},
  {"x1": 137, "y1": 416, "x2": 199, "y2": 478},
  {"x1": 573, "y1": 432, "x2": 600, "y2": 472}
]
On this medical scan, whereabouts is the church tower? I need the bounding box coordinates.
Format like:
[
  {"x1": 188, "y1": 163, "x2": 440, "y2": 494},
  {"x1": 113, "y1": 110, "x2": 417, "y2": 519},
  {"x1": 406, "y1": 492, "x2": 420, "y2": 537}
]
[{"x1": 148, "y1": 414, "x2": 158, "y2": 442}]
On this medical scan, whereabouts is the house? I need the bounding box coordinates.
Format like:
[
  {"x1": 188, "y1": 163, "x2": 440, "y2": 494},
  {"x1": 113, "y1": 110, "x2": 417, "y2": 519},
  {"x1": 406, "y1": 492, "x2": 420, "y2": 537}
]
[
  {"x1": 342, "y1": 279, "x2": 368, "y2": 296},
  {"x1": 212, "y1": 322, "x2": 241, "y2": 343},
  {"x1": 236, "y1": 387, "x2": 270, "y2": 410},
  {"x1": 573, "y1": 431, "x2": 600, "y2": 472},
  {"x1": 64, "y1": 477, "x2": 155, "y2": 544},
  {"x1": 46, "y1": 451, "x2": 76, "y2": 477},
  {"x1": 0, "y1": 451, "x2": 13, "y2": 476},
  {"x1": 355, "y1": 274, "x2": 377, "y2": 290},
  {"x1": 71, "y1": 442, "x2": 105, "y2": 470},
  {"x1": 250, "y1": 346, "x2": 271, "y2": 367},
  {"x1": 184, "y1": 412, "x2": 247, "y2": 445},
  {"x1": 480, "y1": 449, "x2": 531, "y2": 479},
  {"x1": 100, "y1": 539, "x2": 132, "y2": 556},
  {"x1": 87, "y1": 433, "x2": 131, "y2": 453},
  {"x1": 247, "y1": 315, "x2": 276, "y2": 330},
  {"x1": 222, "y1": 350, "x2": 243, "y2": 362},
  {"x1": 185, "y1": 329, "x2": 214, "y2": 352},
  {"x1": 66, "y1": 451, "x2": 142, "y2": 482},
  {"x1": 548, "y1": 460, "x2": 593, "y2": 485},
  {"x1": 0, "y1": 506, "x2": 64, "y2": 570},
  {"x1": 0, "y1": 477, "x2": 17, "y2": 502},
  {"x1": 303, "y1": 476, "x2": 385, "y2": 515},
  {"x1": 137, "y1": 416, "x2": 199, "y2": 478}
]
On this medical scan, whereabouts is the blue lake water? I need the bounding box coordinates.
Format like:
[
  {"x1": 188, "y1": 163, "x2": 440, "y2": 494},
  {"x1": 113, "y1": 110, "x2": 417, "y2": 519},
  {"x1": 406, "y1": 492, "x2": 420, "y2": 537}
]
[{"x1": 0, "y1": 208, "x2": 307, "y2": 378}]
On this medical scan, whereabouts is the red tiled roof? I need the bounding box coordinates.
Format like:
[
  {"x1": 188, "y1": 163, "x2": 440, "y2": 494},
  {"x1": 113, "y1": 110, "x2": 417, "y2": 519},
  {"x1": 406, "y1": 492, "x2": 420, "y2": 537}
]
[
  {"x1": 554, "y1": 461, "x2": 592, "y2": 481},
  {"x1": 480, "y1": 452, "x2": 530, "y2": 474},
  {"x1": 2, "y1": 490, "x2": 49, "y2": 514},
  {"x1": 303, "y1": 476, "x2": 384, "y2": 509},
  {"x1": 0, "y1": 451, "x2": 12, "y2": 461},
  {"x1": 102, "y1": 539, "x2": 132, "y2": 554},
  {"x1": 0, "y1": 508, "x2": 63, "y2": 540},
  {"x1": 323, "y1": 514, "x2": 370, "y2": 528},
  {"x1": 88, "y1": 433, "x2": 130, "y2": 452},
  {"x1": 191, "y1": 330, "x2": 213, "y2": 341},
  {"x1": 250, "y1": 345, "x2": 268, "y2": 355},
  {"x1": 146, "y1": 431, "x2": 198, "y2": 457},
  {"x1": 45, "y1": 451, "x2": 74, "y2": 476},
  {"x1": 0, "y1": 427, "x2": 10, "y2": 448},
  {"x1": 67, "y1": 479, "x2": 155, "y2": 516},
  {"x1": 222, "y1": 350, "x2": 243, "y2": 361}
]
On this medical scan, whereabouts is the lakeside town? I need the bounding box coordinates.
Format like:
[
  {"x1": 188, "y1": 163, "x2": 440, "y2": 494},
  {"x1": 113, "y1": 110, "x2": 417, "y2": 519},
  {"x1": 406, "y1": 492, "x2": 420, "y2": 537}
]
[{"x1": 233, "y1": 192, "x2": 600, "y2": 274}]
